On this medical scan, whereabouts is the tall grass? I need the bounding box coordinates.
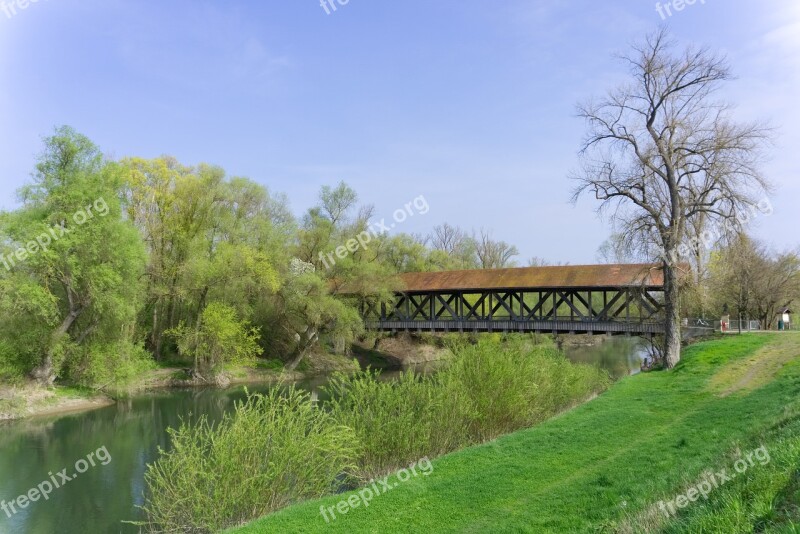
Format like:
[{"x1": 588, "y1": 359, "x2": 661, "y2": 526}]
[
  {"x1": 441, "y1": 341, "x2": 609, "y2": 442},
  {"x1": 325, "y1": 370, "x2": 438, "y2": 480},
  {"x1": 139, "y1": 388, "x2": 359, "y2": 533},
  {"x1": 326, "y1": 339, "x2": 610, "y2": 481},
  {"x1": 141, "y1": 339, "x2": 610, "y2": 531}
]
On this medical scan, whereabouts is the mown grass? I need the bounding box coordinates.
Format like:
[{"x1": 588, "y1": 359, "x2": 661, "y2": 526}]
[
  {"x1": 231, "y1": 333, "x2": 800, "y2": 533},
  {"x1": 656, "y1": 414, "x2": 800, "y2": 533}
]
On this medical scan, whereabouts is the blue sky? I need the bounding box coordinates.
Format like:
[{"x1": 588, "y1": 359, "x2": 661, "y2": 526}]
[{"x1": 1, "y1": 0, "x2": 798, "y2": 264}]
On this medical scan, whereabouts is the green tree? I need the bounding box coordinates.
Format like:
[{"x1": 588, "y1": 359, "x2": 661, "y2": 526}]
[
  {"x1": 273, "y1": 270, "x2": 364, "y2": 370},
  {"x1": 168, "y1": 302, "x2": 261, "y2": 379},
  {"x1": 709, "y1": 235, "x2": 800, "y2": 329},
  {"x1": 0, "y1": 126, "x2": 147, "y2": 386},
  {"x1": 122, "y1": 158, "x2": 287, "y2": 360}
]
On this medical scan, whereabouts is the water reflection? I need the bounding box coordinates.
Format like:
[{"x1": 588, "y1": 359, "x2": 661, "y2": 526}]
[
  {"x1": 0, "y1": 385, "x2": 289, "y2": 534},
  {"x1": 562, "y1": 336, "x2": 647, "y2": 379}
]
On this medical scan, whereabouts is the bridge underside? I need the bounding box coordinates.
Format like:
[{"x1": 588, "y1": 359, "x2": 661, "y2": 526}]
[{"x1": 362, "y1": 287, "x2": 665, "y2": 337}]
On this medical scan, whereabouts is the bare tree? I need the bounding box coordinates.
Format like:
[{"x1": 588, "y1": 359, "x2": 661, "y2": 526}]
[
  {"x1": 572, "y1": 29, "x2": 772, "y2": 367},
  {"x1": 474, "y1": 228, "x2": 519, "y2": 269},
  {"x1": 710, "y1": 235, "x2": 800, "y2": 329},
  {"x1": 527, "y1": 257, "x2": 550, "y2": 267},
  {"x1": 596, "y1": 233, "x2": 644, "y2": 264},
  {"x1": 426, "y1": 223, "x2": 480, "y2": 269},
  {"x1": 428, "y1": 223, "x2": 467, "y2": 254},
  {"x1": 527, "y1": 257, "x2": 569, "y2": 267}
]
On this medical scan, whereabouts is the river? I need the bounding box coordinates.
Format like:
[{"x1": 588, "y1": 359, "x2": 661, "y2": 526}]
[{"x1": 0, "y1": 338, "x2": 645, "y2": 533}]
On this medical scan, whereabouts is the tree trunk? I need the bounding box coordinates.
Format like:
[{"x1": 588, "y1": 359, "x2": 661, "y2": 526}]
[
  {"x1": 663, "y1": 262, "x2": 682, "y2": 369},
  {"x1": 286, "y1": 328, "x2": 318, "y2": 371},
  {"x1": 31, "y1": 308, "x2": 83, "y2": 386},
  {"x1": 152, "y1": 302, "x2": 162, "y2": 361}
]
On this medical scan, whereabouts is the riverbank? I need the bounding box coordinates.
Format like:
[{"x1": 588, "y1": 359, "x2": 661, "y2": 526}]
[
  {"x1": 0, "y1": 351, "x2": 357, "y2": 421},
  {"x1": 0, "y1": 385, "x2": 116, "y2": 421},
  {"x1": 0, "y1": 333, "x2": 635, "y2": 422},
  {"x1": 232, "y1": 333, "x2": 800, "y2": 533},
  {"x1": 0, "y1": 333, "x2": 459, "y2": 421}
]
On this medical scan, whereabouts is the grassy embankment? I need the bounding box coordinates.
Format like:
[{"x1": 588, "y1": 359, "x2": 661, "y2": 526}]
[
  {"x1": 233, "y1": 333, "x2": 800, "y2": 533},
  {"x1": 0, "y1": 362, "x2": 294, "y2": 420},
  {"x1": 0, "y1": 385, "x2": 115, "y2": 420}
]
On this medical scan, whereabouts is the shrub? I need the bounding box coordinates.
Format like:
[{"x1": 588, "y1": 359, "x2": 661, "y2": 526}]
[
  {"x1": 140, "y1": 388, "x2": 359, "y2": 533},
  {"x1": 437, "y1": 340, "x2": 610, "y2": 443},
  {"x1": 325, "y1": 340, "x2": 611, "y2": 481},
  {"x1": 325, "y1": 370, "x2": 437, "y2": 481},
  {"x1": 63, "y1": 340, "x2": 155, "y2": 388},
  {"x1": 167, "y1": 302, "x2": 261, "y2": 378}
]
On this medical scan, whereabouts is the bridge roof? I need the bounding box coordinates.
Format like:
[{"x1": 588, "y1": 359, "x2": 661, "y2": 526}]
[{"x1": 396, "y1": 264, "x2": 664, "y2": 293}]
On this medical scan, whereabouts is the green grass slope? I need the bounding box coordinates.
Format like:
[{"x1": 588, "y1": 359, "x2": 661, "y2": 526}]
[{"x1": 231, "y1": 334, "x2": 800, "y2": 533}]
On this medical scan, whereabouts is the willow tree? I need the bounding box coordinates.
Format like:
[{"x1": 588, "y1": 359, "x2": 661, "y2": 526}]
[
  {"x1": 573, "y1": 30, "x2": 771, "y2": 368},
  {"x1": 1, "y1": 127, "x2": 146, "y2": 385}
]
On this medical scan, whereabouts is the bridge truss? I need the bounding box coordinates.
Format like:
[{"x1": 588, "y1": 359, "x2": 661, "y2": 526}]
[{"x1": 362, "y1": 287, "x2": 664, "y2": 336}]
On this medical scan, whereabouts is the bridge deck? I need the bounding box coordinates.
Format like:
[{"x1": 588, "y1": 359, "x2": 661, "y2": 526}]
[
  {"x1": 354, "y1": 264, "x2": 668, "y2": 338},
  {"x1": 367, "y1": 319, "x2": 664, "y2": 336}
]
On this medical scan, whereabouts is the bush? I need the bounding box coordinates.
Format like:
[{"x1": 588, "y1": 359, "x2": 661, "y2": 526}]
[
  {"x1": 168, "y1": 302, "x2": 261, "y2": 378},
  {"x1": 325, "y1": 339, "x2": 611, "y2": 481},
  {"x1": 140, "y1": 387, "x2": 359, "y2": 533},
  {"x1": 63, "y1": 340, "x2": 155, "y2": 388},
  {"x1": 0, "y1": 339, "x2": 26, "y2": 384},
  {"x1": 437, "y1": 339, "x2": 610, "y2": 443},
  {"x1": 326, "y1": 370, "x2": 437, "y2": 480}
]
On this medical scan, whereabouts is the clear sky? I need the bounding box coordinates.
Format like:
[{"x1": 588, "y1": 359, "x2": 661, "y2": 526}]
[{"x1": 1, "y1": 0, "x2": 797, "y2": 264}]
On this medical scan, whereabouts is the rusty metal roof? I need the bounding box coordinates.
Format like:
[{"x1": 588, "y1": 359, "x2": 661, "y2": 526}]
[{"x1": 396, "y1": 264, "x2": 665, "y2": 293}]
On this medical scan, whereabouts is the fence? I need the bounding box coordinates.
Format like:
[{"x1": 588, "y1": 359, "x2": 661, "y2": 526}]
[
  {"x1": 726, "y1": 320, "x2": 762, "y2": 332},
  {"x1": 685, "y1": 318, "x2": 762, "y2": 332}
]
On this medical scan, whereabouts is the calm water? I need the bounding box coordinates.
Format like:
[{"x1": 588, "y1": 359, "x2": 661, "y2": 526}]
[
  {"x1": 562, "y1": 337, "x2": 648, "y2": 380},
  {"x1": 0, "y1": 340, "x2": 644, "y2": 534}
]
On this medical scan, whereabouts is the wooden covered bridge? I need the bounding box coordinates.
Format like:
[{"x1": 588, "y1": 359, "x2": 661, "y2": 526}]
[{"x1": 359, "y1": 264, "x2": 666, "y2": 336}]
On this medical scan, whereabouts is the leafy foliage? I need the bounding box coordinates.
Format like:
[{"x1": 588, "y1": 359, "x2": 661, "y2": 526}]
[
  {"x1": 140, "y1": 388, "x2": 359, "y2": 533},
  {"x1": 168, "y1": 303, "x2": 261, "y2": 377},
  {"x1": 0, "y1": 126, "x2": 147, "y2": 386}
]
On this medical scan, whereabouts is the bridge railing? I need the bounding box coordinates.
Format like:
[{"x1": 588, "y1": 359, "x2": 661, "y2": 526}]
[{"x1": 365, "y1": 319, "x2": 665, "y2": 335}]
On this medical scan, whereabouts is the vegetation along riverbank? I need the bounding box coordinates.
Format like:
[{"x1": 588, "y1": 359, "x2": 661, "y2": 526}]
[
  {"x1": 136, "y1": 337, "x2": 610, "y2": 532},
  {"x1": 0, "y1": 331, "x2": 457, "y2": 421},
  {"x1": 229, "y1": 333, "x2": 800, "y2": 533}
]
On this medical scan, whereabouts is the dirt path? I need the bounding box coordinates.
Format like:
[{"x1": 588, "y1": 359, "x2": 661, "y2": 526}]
[{"x1": 708, "y1": 333, "x2": 800, "y2": 396}]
